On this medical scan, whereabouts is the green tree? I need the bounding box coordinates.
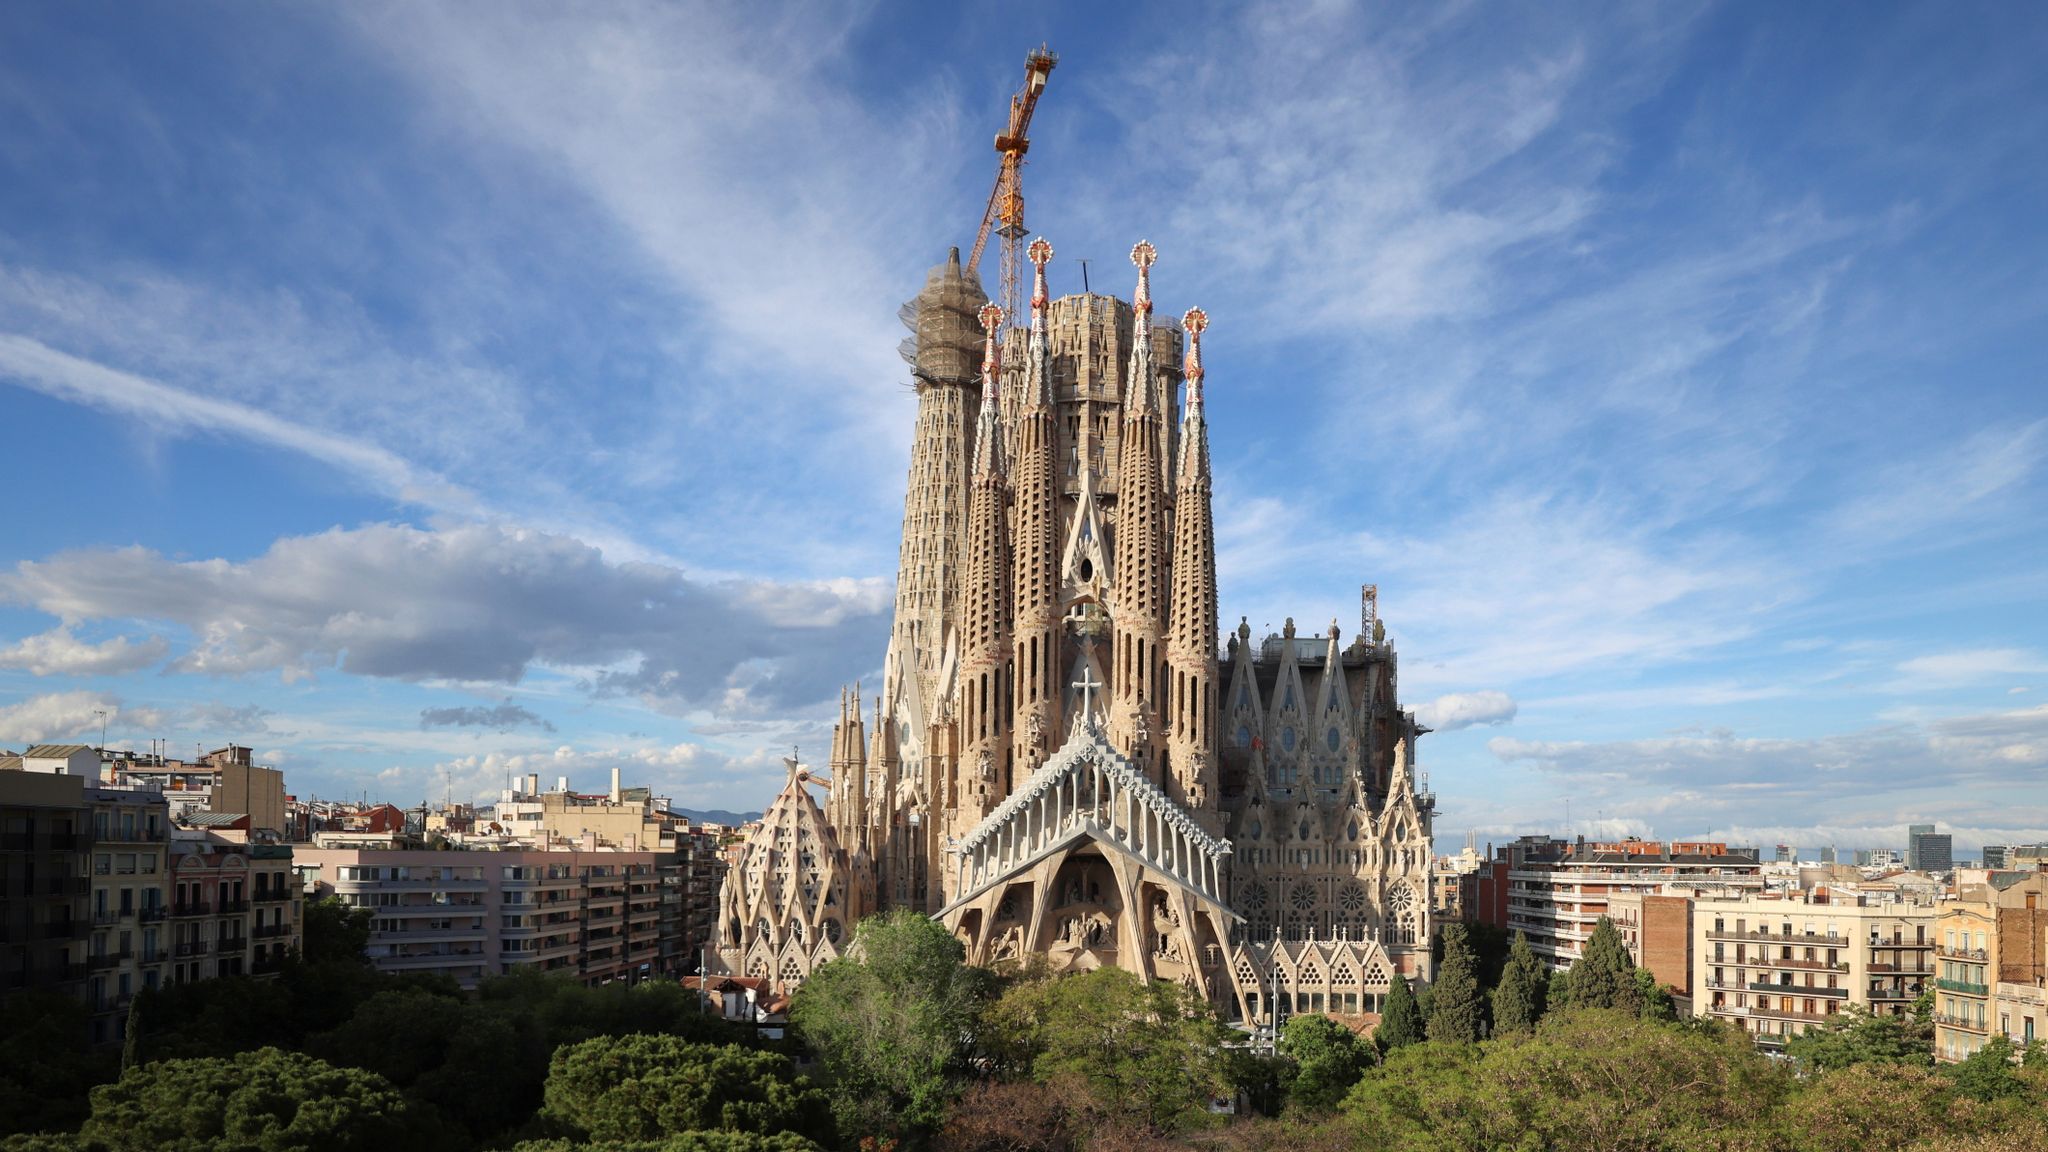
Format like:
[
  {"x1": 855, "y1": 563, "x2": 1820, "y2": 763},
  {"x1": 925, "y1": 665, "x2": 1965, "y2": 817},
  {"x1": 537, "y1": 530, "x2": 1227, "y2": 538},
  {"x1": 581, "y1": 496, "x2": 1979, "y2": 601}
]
[
  {"x1": 540, "y1": 1035, "x2": 831, "y2": 1147},
  {"x1": 1344, "y1": 1009, "x2": 1789, "y2": 1151},
  {"x1": 1490, "y1": 932, "x2": 1546, "y2": 1033},
  {"x1": 1546, "y1": 967, "x2": 1573, "y2": 1012},
  {"x1": 1425, "y1": 925, "x2": 1484, "y2": 1043},
  {"x1": 1567, "y1": 917, "x2": 1642, "y2": 1014},
  {"x1": 0, "y1": 991, "x2": 117, "y2": 1137},
  {"x1": 1024, "y1": 967, "x2": 1231, "y2": 1136},
  {"x1": 1374, "y1": 975, "x2": 1421, "y2": 1052},
  {"x1": 79, "y1": 1047, "x2": 433, "y2": 1152},
  {"x1": 1278, "y1": 1015, "x2": 1373, "y2": 1113},
  {"x1": 1779, "y1": 1061, "x2": 1972, "y2": 1152},
  {"x1": 1945, "y1": 1036, "x2": 2028, "y2": 1103},
  {"x1": 310, "y1": 987, "x2": 538, "y2": 1144},
  {"x1": 1633, "y1": 968, "x2": 1676, "y2": 1022},
  {"x1": 788, "y1": 909, "x2": 994, "y2": 1138},
  {"x1": 509, "y1": 1136, "x2": 821, "y2": 1152},
  {"x1": 1785, "y1": 1005, "x2": 1926, "y2": 1072},
  {"x1": 297, "y1": 896, "x2": 373, "y2": 966}
]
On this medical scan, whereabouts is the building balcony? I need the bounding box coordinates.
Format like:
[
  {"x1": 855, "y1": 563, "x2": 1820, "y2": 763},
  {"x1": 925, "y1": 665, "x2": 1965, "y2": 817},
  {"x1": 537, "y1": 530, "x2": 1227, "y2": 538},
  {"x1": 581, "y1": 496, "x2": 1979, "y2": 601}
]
[
  {"x1": 1867, "y1": 962, "x2": 1932, "y2": 975},
  {"x1": 1723, "y1": 956, "x2": 1848, "y2": 974},
  {"x1": 171, "y1": 902, "x2": 212, "y2": 918},
  {"x1": 86, "y1": 950, "x2": 134, "y2": 971},
  {"x1": 1937, "y1": 978, "x2": 1990, "y2": 997},
  {"x1": 253, "y1": 924, "x2": 293, "y2": 940},
  {"x1": 377, "y1": 949, "x2": 489, "y2": 970},
  {"x1": 1937, "y1": 946, "x2": 1989, "y2": 961},
  {"x1": 1748, "y1": 981, "x2": 1848, "y2": 999},
  {"x1": 1868, "y1": 985, "x2": 1924, "y2": 1000},
  {"x1": 1870, "y1": 939, "x2": 1933, "y2": 950},
  {"x1": 1935, "y1": 1013, "x2": 1988, "y2": 1033},
  {"x1": 1706, "y1": 928, "x2": 1849, "y2": 946},
  {"x1": 216, "y1": 900, "x2": 250, "y2": 915},
  {"x1": 1747, "y1": 1003, "x2": 1837, "y2": 1024},
  {"x1": 174, "y1": 940, "x2": 211, "y2": 957},
  {"x1": 253, "y1": 890, "x2": 294, "y2": 904}
]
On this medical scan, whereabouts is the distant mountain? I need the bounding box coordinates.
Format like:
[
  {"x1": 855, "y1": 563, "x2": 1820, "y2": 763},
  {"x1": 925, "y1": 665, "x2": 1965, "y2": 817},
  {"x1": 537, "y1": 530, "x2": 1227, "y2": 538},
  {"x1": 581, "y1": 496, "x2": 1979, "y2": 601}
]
[{"x1": 675, "y1": 808, "x2": 761, "y2": 826}]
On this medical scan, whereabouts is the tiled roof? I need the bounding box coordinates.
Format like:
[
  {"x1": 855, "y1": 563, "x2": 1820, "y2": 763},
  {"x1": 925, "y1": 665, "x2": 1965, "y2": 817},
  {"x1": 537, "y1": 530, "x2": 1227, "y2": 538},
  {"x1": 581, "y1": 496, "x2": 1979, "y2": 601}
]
[
  {"x1": 181, "y1": 811, "x2": 248, "y2": 826},
  {"x1": 25, "y1": 743, "x2": 95, "y2": 757}
]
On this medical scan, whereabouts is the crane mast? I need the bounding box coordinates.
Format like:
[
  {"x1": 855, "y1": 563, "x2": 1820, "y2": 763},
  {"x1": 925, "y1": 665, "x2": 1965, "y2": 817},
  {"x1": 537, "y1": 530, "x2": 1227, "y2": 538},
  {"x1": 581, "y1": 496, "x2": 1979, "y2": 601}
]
[{"x1": 967, "y1": 45, "x2": 1057, "y2": 328}]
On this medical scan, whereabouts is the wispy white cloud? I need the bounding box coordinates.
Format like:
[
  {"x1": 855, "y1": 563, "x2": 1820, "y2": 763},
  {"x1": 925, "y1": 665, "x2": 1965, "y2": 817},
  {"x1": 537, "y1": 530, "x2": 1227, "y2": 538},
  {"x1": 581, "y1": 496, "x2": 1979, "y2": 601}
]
[
  {"x1": 1891, "y1": 647, "x2": 2047, "y2": 692},
  {"x1": 0, "y1": 333, "x2": 472, "y2": 511},
  {"x1": 1487, "y1": 702, "x2": 2048, "y2": 843}
]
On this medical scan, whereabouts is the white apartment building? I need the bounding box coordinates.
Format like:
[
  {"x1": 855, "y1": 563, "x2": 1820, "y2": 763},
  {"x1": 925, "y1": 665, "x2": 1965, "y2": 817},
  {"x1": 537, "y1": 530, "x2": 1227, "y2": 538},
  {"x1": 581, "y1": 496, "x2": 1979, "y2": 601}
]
[
  {"x1": 296, "y1": 847, "x2": 664, "y2": 989},
  {"x1": 1692, "y1": 889, "x2": 1935, "y2": 1050}
]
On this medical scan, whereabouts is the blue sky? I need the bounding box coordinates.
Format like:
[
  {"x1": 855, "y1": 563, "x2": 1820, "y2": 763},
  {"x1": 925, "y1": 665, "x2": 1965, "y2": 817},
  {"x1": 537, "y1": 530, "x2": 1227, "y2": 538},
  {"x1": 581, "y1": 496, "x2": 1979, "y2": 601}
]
[{"x1": 1, "y1": 2, "x2": 2044, "y2": 851}]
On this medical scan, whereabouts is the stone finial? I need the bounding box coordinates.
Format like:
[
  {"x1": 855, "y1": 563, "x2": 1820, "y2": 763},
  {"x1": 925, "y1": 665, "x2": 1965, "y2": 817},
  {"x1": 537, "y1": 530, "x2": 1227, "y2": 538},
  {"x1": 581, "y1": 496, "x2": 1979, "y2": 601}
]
[
  {"x1": 1129, "y1": 240, "x2": 1156, "y2": 317},
  {"x1": 1181, "y1": 307, "x2": 1208, "y2": 406},
  {"x1": 977, "y1": 304, "x2": 1005, "y2": 391}
]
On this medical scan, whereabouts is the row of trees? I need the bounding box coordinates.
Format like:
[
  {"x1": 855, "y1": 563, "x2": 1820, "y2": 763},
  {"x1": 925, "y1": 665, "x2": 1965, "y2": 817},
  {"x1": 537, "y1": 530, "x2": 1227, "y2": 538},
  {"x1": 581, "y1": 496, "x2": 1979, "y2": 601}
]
[
  {"x1": 8, "y1": 905, "x2": 2047, "y2": 1152},
  {"x1": 0, "y1": 898, "x2": 766, "y2": 1151}
]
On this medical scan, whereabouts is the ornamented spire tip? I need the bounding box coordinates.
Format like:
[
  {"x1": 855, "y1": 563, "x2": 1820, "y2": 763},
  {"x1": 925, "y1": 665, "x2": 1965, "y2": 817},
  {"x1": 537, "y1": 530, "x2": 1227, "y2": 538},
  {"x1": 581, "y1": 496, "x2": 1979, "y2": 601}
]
[
  {"x1": 1129, "y1": 240, "x2": 1156, "y2": 317},
  {"x1": 1027, "y1": 237, "x2": 1054, "y2": 267},
  {"x1": 978, "y1": 303, "x2": 1005, "y2": 332}
]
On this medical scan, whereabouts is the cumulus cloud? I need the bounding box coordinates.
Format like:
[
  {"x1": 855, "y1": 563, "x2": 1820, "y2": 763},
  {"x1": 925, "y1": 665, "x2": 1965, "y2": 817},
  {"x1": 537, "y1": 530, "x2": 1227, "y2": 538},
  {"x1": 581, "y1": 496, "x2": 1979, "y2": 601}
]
[
  {"x1": 0, "y1": 521, "x2": 890, "y2": 716},
  {"x1": 0, "y1": 691, "x2": 122, "y2": 744},
  {"x1": 0, "y1": 626, "x2": 167, "y2": 676},
  {"x1": 420, "y1": 701, "x2": 555, "y2": 734},
  {"x1": 1414, "y1": 689, "x2": 1518, "y2": 732}
]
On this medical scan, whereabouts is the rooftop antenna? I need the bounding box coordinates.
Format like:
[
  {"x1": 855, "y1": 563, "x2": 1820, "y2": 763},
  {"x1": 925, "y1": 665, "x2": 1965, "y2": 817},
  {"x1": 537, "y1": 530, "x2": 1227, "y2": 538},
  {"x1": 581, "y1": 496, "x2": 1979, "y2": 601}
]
[
  {"x1": 94, "y1": 709, "x2": 107, "y2": 752},
  {"x1": 1077, "y1": 258, "x2": 1090, "y2": 294}
]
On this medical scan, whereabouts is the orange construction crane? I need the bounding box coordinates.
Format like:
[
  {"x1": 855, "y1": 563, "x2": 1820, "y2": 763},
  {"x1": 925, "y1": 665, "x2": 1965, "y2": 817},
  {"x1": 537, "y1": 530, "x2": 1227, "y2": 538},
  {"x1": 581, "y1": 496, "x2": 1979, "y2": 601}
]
[{"x1": 967, "y1": 45, "x2": 1057, "y2": 328}]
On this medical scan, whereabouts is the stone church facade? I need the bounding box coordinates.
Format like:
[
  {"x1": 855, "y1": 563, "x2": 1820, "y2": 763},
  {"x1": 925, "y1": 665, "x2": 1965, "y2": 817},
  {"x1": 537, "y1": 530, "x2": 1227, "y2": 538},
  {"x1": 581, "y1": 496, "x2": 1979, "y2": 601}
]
[{"x1": 716, "y1": 238, "x2": 1436, "y2": 1025}]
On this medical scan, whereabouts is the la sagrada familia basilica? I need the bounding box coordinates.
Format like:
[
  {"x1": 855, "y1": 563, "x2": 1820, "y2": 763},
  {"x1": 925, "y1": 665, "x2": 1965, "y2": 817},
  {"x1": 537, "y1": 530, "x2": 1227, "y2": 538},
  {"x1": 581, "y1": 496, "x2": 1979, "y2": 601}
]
[{"x1": 716, "y1": 237, "x2": 1438, "y2": 1025}]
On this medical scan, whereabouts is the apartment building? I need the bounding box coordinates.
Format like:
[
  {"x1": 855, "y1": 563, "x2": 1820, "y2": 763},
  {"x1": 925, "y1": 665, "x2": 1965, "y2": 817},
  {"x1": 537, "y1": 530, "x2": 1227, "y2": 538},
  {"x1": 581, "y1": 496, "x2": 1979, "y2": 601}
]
[
  {"x1": 1474, "y1": 836, "x2": 1765, "y2": 970},
  {"x1": 83, "y1": 782, "x2": 170, "y2": 1039},
  {"x1": 1692, "y1": 890, "x2": 1935, "y2": 1050},
  {"x1": 296, "y1": 847, "x2": 666, "y2": 989},
  {"x1": 4, "y1": 754, "x2": 297, "y2": 1043},
  {"x1": 1607, "y1": 889, "x2": 1695, "y2": 1007},
  {"x1": 166, "y1": 835, "x2": 301, "y2": 983},
  {"x1": 1933, "y1": 873, "x2": 2048, "y2": 1063},
  {"x1": 663, "y1": 823, "x2": 726, "y2": 977},
  {"x1": 1, "y1": 768, "x2": 92, "y2": 1013}
]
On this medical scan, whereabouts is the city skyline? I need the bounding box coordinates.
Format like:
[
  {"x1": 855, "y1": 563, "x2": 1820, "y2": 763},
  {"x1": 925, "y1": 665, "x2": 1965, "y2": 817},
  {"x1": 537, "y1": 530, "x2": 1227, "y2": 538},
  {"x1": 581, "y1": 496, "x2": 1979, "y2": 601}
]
[{"x1": 2, "y1": 3, "x2": 2046, "y2": 852}]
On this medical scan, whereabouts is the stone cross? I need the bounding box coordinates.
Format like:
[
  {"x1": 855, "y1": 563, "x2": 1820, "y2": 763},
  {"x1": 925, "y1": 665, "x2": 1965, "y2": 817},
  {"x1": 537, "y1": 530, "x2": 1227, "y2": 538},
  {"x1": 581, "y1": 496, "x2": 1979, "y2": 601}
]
[{"x1": 1073, "y1": 667, "x2": 1104, "y2": 720}]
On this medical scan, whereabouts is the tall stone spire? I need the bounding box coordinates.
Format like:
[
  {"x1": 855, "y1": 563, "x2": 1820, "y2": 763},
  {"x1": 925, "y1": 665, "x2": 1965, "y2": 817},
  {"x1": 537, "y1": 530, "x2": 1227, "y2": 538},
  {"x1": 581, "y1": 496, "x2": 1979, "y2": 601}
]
[
  {"x1": 954, "y1": 303, "x2": 1012, "y2": 834},
  {"x1": 1166, "y1": 306, "x2": 1219, "y2": 819},
  {"x1": 886, "y1": 248, "x2": 987, "y2": 719},
  {"x1": 1111, "y1": 240, "x2": 1167, "y2": 770},
  {"x1": 1010, "y1": 237, "x2": 1064, "y2": 783}
]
